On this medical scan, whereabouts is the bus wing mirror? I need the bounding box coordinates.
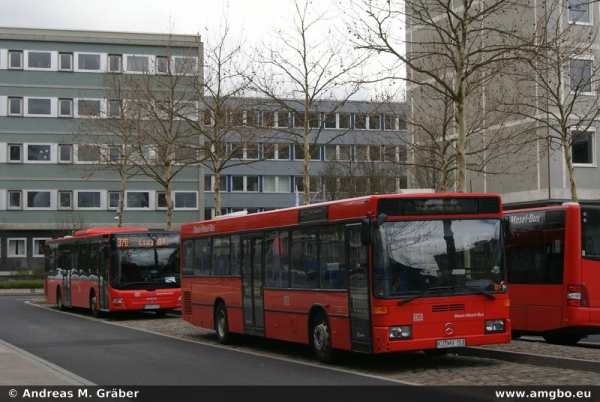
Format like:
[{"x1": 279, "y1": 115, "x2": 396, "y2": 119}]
[
  {"x1": 376, "y1": 213, "x2": 388, "y2": 228},
  {"x1": 360, "y1": 218, "x2": 371, "y2": 245},
  {"x1": 503, "y1": 216, "x2": 513, "y2": 239},
  {"x1": 361, "y1": 213, "x2": 387, "y2": 245}
]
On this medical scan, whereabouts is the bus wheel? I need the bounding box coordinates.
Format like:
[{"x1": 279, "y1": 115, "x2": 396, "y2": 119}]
[
  {"x1": 543, "y1": 333, "x2": 582, "y2": 346},
  {"x1": 56, "y1": 288, "x2": 65, "y2": 311},
  {"x1": 215, "y1": 303, "x2": 233, "y2": 345},
  {"x1": 90, "y1": 292, "x2": 102, "y2": 318},
  {"x1": 155, "y1": 309, "x2": 168, "y2": 317},
  {"x1": 312, "y1": 311, "x2": 334, "y2": 364}
]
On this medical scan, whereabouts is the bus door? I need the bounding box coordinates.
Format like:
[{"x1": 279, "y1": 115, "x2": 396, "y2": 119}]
[
  {"x1": 57, "y1": 249, "x2": 73, "y2": 307},
  {"x1": 347, "y1": 225, "x2": 372, "y2": 352},
  {"x1": 242, "y1": 235, "x2": 265, "y2": 336}
]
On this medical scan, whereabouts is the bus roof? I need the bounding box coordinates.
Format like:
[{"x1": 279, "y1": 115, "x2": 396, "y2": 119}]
[
  {"x1": 181, "y1": 193, "x2": 502, "y2": 238},
  {"x1": 72, "y1": 227, "x2": 149, "y2": 237}
]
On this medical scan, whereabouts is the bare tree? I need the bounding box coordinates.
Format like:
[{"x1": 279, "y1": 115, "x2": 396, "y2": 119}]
[
  {"x1": 73, "y1": 73, "x2": 143, "y2": 227},
  {"x1": 504, "y1": 1, "x2": 600, "y2": 202},
  {"x1": 345, "y1": 0, "x2": 537, "y2": 193},
  {"x1": 250, "y1": 0, "x2": 369, "y2": 204},
  {"x1": 177, "y1": 19, "x2": 277, "y2": 216}
]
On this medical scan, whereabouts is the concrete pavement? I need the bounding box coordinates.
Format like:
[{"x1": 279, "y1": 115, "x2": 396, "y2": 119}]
[{"x1": 0, "y1": 339, "x2": 94, "y2": 386}]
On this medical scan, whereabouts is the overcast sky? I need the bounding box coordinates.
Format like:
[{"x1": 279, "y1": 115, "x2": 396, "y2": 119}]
[{"x1": 0, "y1": 0, "x2": 281, "y2": 38}]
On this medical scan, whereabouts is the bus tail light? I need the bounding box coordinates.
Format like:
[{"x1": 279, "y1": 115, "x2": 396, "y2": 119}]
[
  {"x1": 389, "y1": 326, "x2": 412, "y2": 340},
  {"x1": 485, "y1": 319, "x2": 505, "y2": 333},
  {"x1": 567, "y1": 285, "x2": 589, "y2": 307}
]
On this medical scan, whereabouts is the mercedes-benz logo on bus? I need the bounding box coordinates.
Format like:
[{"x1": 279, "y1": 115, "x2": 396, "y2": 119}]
[{"x1": 444, "y1": 323, "x2": 454, "y2": 335}]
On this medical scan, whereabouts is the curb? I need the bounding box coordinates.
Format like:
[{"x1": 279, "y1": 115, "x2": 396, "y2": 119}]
[
  {"x1": 457, "y1": 346, "x2": 600, "y2": 373},
  {"x1": 0, "y1": 288, "x2": 43, "y2": 296}
]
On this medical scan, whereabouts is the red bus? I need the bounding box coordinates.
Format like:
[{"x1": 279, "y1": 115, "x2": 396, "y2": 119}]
[
  {"x1": 505, "y1": 203, "x2": 600, "y2": 345},
  {"x1": 44, "y1": 227, "x2": 181, "y2": 317},
  {"x1": 180, "y1": 193, "x2": 511, "y2": 363}
]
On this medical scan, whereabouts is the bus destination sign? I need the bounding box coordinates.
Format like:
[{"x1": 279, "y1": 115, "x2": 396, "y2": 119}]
[
  {"x1": 115, "y1": 233, "x2": 179, "y2": 248},
  {"x1": 400, "y1": 198, "x2": 480, "y2": 215}
]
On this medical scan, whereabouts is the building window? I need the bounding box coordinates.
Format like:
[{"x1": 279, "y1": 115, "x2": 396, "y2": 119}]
[
  {"x1": 59, "y1": 53, "x2": 73, "y2": 71},
  {"x1": 108, "y1": 100, "x2": 121, "y2": 117},
  {"x1": 7, "y1": 239, "x2": 26, "y2": 257},
  {"x1": 324, "y1": 113, "x2": 336, "y2": 129},
  {"x1": 8, "y1": 144, "x2": 22, "y2": 162},
  {"x1": 175, "y1": 192, "x2": 197, "y2": 208},
  {"x1": 125, "y1": 55, "x2": 150, "y2": 73},
  {"x1": 570, "y1": 59, "x2": 592, "y2": 93},
  {"x1": 8, "y1": 50, "x2": 23, "y2": 69},
  {"x1": 58, "y1": 191, "x2": 72, "y2": 209},
  {"x1": 59, "y1": 145, "x2": 72, "y2": 163},
  {"x1": 59, "y1": 99, "x2": 73, "y2": 117},
  {"x1": 126, "y1": 192, "x2": 150, "y2": 208},
  {"x1": 339, "y1": 113, "x2": 350, "y2": 129},
  {"x1": 108, "y1": 54, "x2": 122, "y2": 72},
  {"x1": 156, "y1": 56, "x2": 169, "y2": 74},
  {"x1": 33, "y1": 238, "x2": 49, "y2": 257},
  {"x1": 77, "y1": 53, "x2": 102, "y2": 71},
  {"x1": 77, "y1": 99, "x2": 102, "y2": 117},
  {"x1": 76, "y1": 145, "x2": 101, "y2": 162},
  {"x1": 277, "y1": 111, "x2": 290, "y2": 128},
  {"x1": 8, "y1": 191, "x2": 22, "y2": 209},
  {"x1": 77, "y1": 191, "x2": 101, "y2": 208},
  {"x1": 108, "y1": 191, "x2": 120, "y2": 209},
  {"x1": 26, "y1": 98, "x2": 52, "y2": 116},
  {"x1": 27, "y1": 51, "x2": 52, "y2": 69},
  {"x1": 368, "y1": 114, "x2": 381, "y2": 130},
  {"x1": 277, "y1": 143, "x2": 289, "y2": 160},
  {"x1": 173, "y1": 56, "x2": 197, "y2": 74},
  {"x1": 8, "y1": 97, "x2": 22, "y2": 116},
  {"x1": 383, "y1": 115, "x2": 397, "y2": 130},
  {"x1": 232, "y1": 176, "x2": 244, "y2": 192},
  {"x1": 247, "y1": 176, "x2": 259, "y2": 192},
  {"x1": 354, "y1": 114, "x2": 366, "y2": 129},
  {"x1": 569, "y1": 0, "x2": 590, "y2": 24},
  {"x1": 27, "y1": 144, "x2": 51, "y2": 161},
  {"x1": 26, "y1": 191, "x2": 51, "y2": 208},
  {"x1": 572, "y1": 131, "x2": 594, "y2": 165}
]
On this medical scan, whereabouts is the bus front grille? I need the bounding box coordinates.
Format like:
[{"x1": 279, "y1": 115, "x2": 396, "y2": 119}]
[{"x1": 432, "y1": 304, "x2": 465, "y2": 312}]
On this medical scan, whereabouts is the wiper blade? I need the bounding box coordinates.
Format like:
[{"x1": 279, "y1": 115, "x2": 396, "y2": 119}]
[
  {"x1": 453, "y1": 285, "x2": 496, "y2": 300},
  {"x1": 397, "y1": 285, "x2": 495, "y2": 306},
  {"x1": 397, "y1": 287, "x2": 454, "y2": 306}
]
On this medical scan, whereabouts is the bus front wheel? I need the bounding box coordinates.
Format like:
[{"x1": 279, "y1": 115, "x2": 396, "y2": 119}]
[
  {"x1": 56, "y1": 288, "x2": 65, "y2": 311},
  {"x1": 312, "y1": 311, "x2": 334, "y2": 364},
  {"x1": 90, "y1": 292, "x2": 102, "y2": 318},
  {"x1": 543, "y1": 333, "x2": 582, "y2": 346},
  {"x1": 215, "y1": 303, "x2": 233, "y2": 345}
]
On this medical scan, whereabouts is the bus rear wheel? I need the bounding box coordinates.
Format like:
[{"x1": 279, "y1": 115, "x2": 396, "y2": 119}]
[
  {"x1": 312, "y1": 311, "x2": 335, "y2": 364},
  {"x1": 215, "y1": 303, "x2": 233, "y2": 345},
  {"x1": 90, "y1": 292, "x2": 103, "y2": 318},
  {"x1": 56, "y1": 288, "x2": 65, "y2": 311}
]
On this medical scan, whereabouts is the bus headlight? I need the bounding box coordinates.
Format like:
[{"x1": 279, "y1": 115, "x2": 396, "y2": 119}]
[
  {"x1": 389, "y1": 325, "x2": 412, "y2": 340},
  {"x1": 485, "y1": 319, "x2": 505, "y2": 333},
  {"x1": 112, "y1": 298, "x2": 124, "y2": 303}
]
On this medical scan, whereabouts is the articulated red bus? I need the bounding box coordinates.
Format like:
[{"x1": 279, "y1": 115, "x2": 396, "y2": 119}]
[
  {"x1": 505, "y1": 203, "x2": 600, "y2": 344},
  {"x1": 44, "y1": 227, "x2": 181, "y2": 317},
  {"x1": 180, "y1": 193, "x2": 511, "y2": 363}
]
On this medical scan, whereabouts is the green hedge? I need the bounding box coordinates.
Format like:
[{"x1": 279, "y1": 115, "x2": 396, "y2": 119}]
[{"x1": 0, "y1": 280, "x2": 43, "y2": 289}]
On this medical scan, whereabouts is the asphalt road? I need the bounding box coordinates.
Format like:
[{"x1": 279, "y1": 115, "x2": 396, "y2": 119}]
[{"x1": 0, "y1": 295, "x2": 406, "y2": 386}]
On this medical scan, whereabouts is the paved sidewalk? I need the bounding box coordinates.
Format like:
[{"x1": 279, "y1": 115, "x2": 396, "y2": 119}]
[{"x1": 0, "y1": 339, "x2": 94, "y2": 386}]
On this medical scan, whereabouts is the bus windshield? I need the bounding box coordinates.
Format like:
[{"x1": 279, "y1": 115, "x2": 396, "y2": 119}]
[
  {"x1": 111, "y1": 247, "x2": 180, "y2": 288},
  {"x1": 372, "y1": 219, "x2": 504, "y2": 299}
]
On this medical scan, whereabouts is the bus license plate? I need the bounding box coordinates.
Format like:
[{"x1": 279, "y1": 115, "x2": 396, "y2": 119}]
[
  {"x1": 144, "y1": 304, "x2": 160, "y2": 310},
  {"x1": 436, "y1": 339, "x2": 465, "y2": 348}
]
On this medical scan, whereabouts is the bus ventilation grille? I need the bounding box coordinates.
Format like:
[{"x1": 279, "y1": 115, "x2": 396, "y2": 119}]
[
  {"x1": 183, "y1": 291, "x2": 192, "y2": 315},
  {"x1": 432, "y1": 304, "x2": 465, "y2": 312}
]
